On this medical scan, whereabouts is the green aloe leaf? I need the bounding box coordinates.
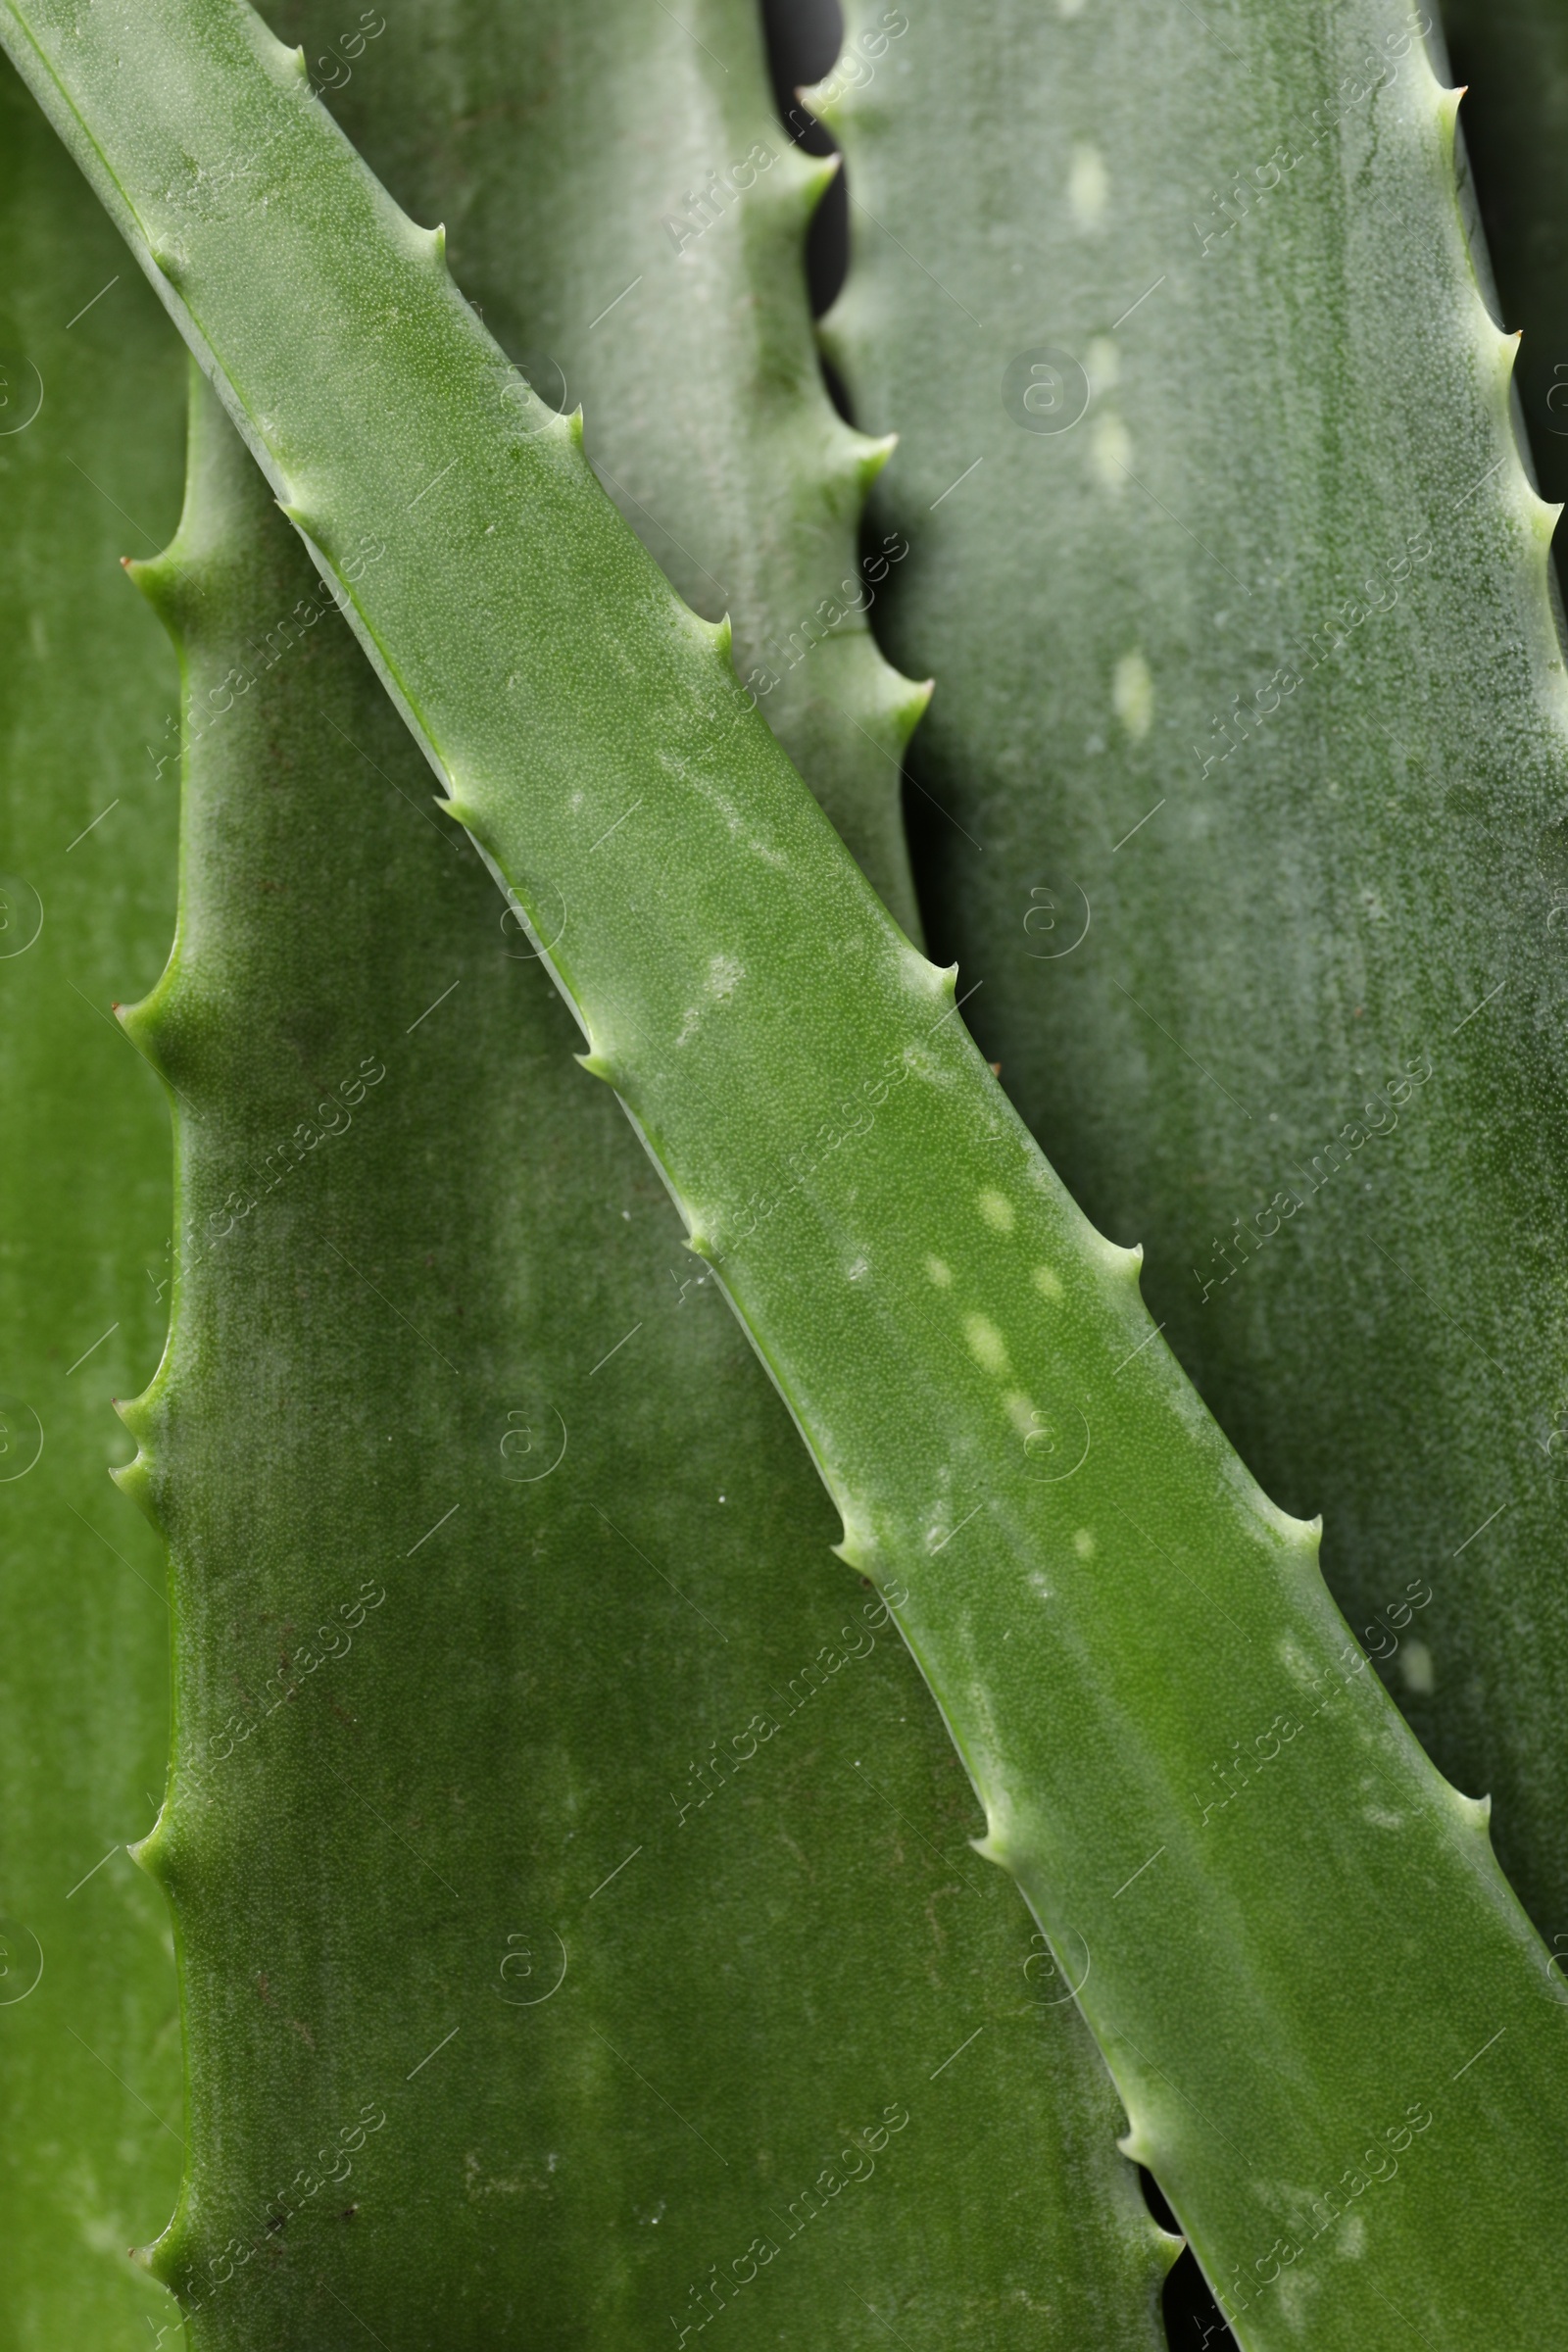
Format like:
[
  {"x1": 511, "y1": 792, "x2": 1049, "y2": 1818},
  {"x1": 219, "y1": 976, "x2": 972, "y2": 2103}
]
[
  {"x1": 0, "y1": 50, "x2": 185, "y2": 2349},
  {"x1": 819, "y1": 0, "x2": 1568, "y2": 1956},
  {"x1": 250, "y1": 1, "x2": 1162, "y2": 2342},
  {"x1": 10, "y1": 3, "x2": 1568, "y2": 2337},
  {"x1": 120, "y1": 335, "x2": 1165, "y2": 2347},
  {"x1": 279, "y1": 0, "x2": 925, "y2": 940}
]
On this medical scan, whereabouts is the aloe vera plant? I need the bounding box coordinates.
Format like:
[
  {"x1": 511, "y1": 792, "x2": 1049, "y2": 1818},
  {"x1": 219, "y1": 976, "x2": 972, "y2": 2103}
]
[
  {"x1": 0, "y1": 53, "x2": 186, "y2": 2347},
  {"x1": 143, "y1": 4, "x2": 1165, "y2": 2332},
  {"x1": 106, "y1": 116, "x2": 1168, "y2": 2352},
  {"x1": 10, "y1": 0, "x2": 1568, "y2": 2339},
  {"x1": 274, "y1": 0, "x2": 925, "y2": 941},
  {"x1": 0, "y1": 8, "x2": 1162, "y2": 2343},
  {"x1": 820, "y1": 0, "x2": 1568, "y2": 1959}
]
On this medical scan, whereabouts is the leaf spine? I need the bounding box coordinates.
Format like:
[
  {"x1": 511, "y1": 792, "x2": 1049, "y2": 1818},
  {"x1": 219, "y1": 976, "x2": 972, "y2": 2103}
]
[
  {"x1": 114, "y1": 967, "x2": 185, "y2": 1081},
  {"x1": 780, "y1": 143, "x2": 841, "y2": 224},
  {"x1": 268, "y1": 36, "x2": 311, "y2": 82},
  {"x1": 852, "y1": 429, "x2": 899, "y2": 493},
  {"x1": 1494, "y1": 324, "x2": 1524, "y2": 400},
  {"x1": 891, "y1": 675, "x2": 936, "y2": 750},
  {"x1": 797, "y1": 75, "x2": 847, "y2": 136},
  {"x1": 122, "y1": 549, "x2": 191, "y2": 627},
  {"x1": 1092, "y1": 1233, "x2": 1144, "y2": 1280},
  {"x1": 831, "y1": 1525, "x2": 876, "y2": 1576},
  {"x1": 112, "y1": 1386, "x2": 155, "y2": 1447},
  {"x1": 128, "y1": 1814, "x2": 172, "y2": 1888},
  {"x1": 110, "y1": 1448, "x2": 163, "y2": 1532},
  {"x1": 114, "y1": 990, "x2": 156, "y2": 1056},
  {"x1": 556, "y1": 404, "x2": 586, "y2": 452},
  {"x1": 1437, "y1": 82, "x2": 1464, "y2": 157}
]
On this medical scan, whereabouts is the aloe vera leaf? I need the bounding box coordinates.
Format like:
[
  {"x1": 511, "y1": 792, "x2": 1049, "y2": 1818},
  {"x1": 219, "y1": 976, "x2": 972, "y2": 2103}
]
[
  {"x1": 0, "y1": 51, "x2": 185, "y2": 2347},
  {"x1": 122, "y1": 352, "x2": 1169, "y2": 2349},
  {"x1": 819, "y1": 0, "x2": 1568, "y2": 1949},
  {"x1": 277, "y1": 0, "x2": 924, "y2": 942},
  {"x1": 256, "y1": 0, "x2": 1165, "y2": 2340},
  {"x1": 11, "y1": 7, "x2": 1568, "y2": 2337},
  {"x1": 1440, "y1": 0, "x2": 1568, "y2": 558}
]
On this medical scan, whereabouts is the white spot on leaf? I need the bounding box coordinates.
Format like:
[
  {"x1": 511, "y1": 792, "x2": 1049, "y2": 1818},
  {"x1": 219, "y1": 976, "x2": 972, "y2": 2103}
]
[
  {"x1": 1087, "y1": 334, "x2": 1119, "y2": 390},
  {"x1": 1068, "y1": 142, "x2": 1107, "y2": 226},
  {"x1": 1092, "y1": 413, "x2": 1132, "y2": 488},
  {"x1": 675, "y1": 953, "x2": 745, "y2": 1047},
  {"x1": 1400, "y1": 1640, "x2": 1435, "y2": 1694},
  {"x1": 964, "y1": 1313, "x2": 1010, "y2": 1375},
  {"x1": 1113, "y1": 650, "x2": 1153, "y2": 742},
  {"x1": 1279, "y1": 1640, "x2": 1316, "y2": 1687}
]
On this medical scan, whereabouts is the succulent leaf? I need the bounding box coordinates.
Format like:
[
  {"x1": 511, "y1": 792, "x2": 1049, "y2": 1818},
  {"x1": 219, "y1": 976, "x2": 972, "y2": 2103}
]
[
  {"x1": 825, "y1": 0, "x2": 1568, "y2": 1970},
  {"x1": 0, "y1": 50, "x2": 185, "y2": 2347},
  {"x1": 120, "y1": 322, "x2": 1168, "y2": 2342},
  {"x1": 258, "y1": 0, "x2": 1167, "y2": 2335},
  {"x1": 270, "y1": 0, "x2": 927, "y2": 941},
  {"x1": 9, "y1": 4, "x2": 1568, "y2": 2338}
]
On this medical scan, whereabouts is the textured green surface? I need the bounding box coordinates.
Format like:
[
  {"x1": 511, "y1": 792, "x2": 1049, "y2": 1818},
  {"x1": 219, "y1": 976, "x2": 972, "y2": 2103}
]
[
  {"x1": 122, "y1": 350, "x2": 1165, "y2": 2349},
  {"x1": 1442, "y1": 0, "x2": 1568, "y2": 561},
  {"x1": 823, "y1": 0, "x2": 1568, "y2": 1950},
  {"x1": 12, "y1": 4, "x2": 1568, "y2": 2339},
  {"x1": 0, "y1": 52, "x2": 184, "y2": 2350},
  {"x1": 277, "y1": 0, "x2": 924, "y2": 942},
  {"x1": 257, "y1": 3, "x2": 1162, "y2": 2344}
]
